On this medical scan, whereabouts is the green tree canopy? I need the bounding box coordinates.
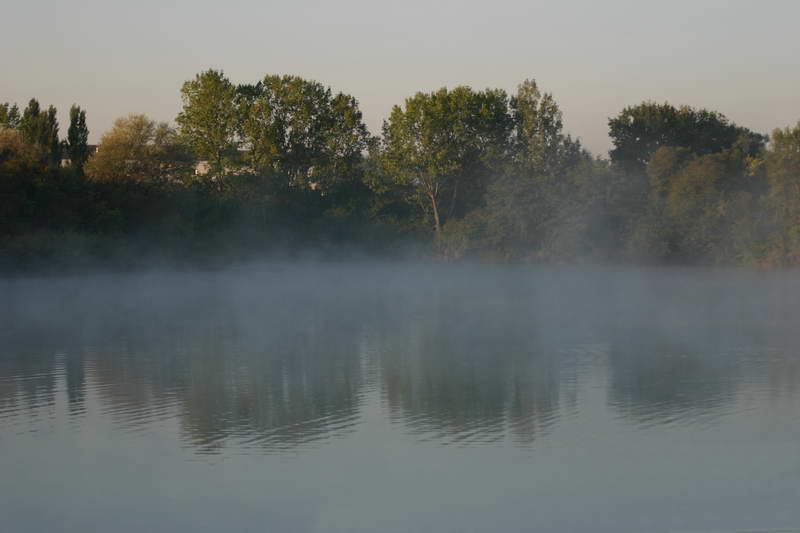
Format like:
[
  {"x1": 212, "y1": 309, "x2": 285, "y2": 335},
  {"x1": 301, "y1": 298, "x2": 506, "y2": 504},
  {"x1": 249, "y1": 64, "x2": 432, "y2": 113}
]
[
  {"x1": 474, "y1": 80, "x2": 597, "y2": 260},
  {"x1": 608, "y1": 101, "x2": 765, "y2": 174},
  {"x1": 0, "y1": 103, "x2": 21, "y2": 129},
  {"x1": 19, "y1": 99, "x2": 60, "y2": 166},
  {"x1": 0, "y1": 128, "x2": 46, "y2": 171},
  {"x1": 65, "y1": 104, "x2": 90, "y2": 172},
  {"x1": 765, "y1": 122, "x2": 800, "y2": 263},
  {"x1": 630, "y1": 138, "x2": 768, "y2": 263},
  {"x1": 176, "y1": 69, "x2": 238, "y2": 179},
  {"x1": 236, "y1": 75, "x2": 370, "y2": 192},
  {"x1": 86, "y1": 114, "x2": 194, "y2": 183},
  {"x1": 378, "y1": 86, "x2": 512, "y2": 233},
  {"x1": 510, "y1": 79, "x2": 583, "y2": 176}
]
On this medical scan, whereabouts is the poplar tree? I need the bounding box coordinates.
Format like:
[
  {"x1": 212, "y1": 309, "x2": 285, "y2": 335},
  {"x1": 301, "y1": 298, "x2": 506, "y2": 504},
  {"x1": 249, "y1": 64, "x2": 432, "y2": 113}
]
[
  {"x1": 0, "y1": 103, "x2": 21, "y2": 129},
  {"x1": 65, "y1": 104, "x2": 89, "y2": 172},
  {"x1": 19, "y1": 98, "x2": 60, "y2": 165}
]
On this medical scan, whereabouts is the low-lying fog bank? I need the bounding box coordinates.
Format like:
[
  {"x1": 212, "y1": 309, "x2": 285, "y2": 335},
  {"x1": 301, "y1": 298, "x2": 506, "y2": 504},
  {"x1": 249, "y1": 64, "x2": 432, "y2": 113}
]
[{"x1": 4, "y1": 262, "x2": 800, "y2": 344}]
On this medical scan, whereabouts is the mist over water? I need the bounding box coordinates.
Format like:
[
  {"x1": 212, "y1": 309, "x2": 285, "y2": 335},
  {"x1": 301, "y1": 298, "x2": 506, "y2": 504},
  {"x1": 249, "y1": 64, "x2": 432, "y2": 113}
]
[{"x1": 2, "y1": 263, "x2": 800, "y2": 533}]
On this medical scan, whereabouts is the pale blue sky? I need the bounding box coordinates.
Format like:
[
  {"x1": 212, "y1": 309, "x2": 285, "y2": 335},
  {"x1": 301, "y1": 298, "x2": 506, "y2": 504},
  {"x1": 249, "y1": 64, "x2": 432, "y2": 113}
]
[{"x1": 2, "y1": 0, "x2": 798, "y2": 155}]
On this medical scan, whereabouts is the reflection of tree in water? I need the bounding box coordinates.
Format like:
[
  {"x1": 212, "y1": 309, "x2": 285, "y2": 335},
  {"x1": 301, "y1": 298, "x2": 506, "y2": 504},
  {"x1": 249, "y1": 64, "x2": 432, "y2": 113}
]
[
  {"x1": 736, "y1": 337, "x2": 800, "y2": 406},
  {"x1": 606, "y1": 327, "x2": 741, "y2": 427},
  {"x1": 85, "y1": 294, "x2": 368, "y2": 453},
  {"x1": 0, "y1": 312, "x2": 94, "y2": 422},
  {"x1": 179, "y1": 310, "x2": 365, "y2": 453},
  {"x1": 373, "y1": 291, "x2": 565, "y2": 445},
  {"x1": 0, "y1": 333, "x2": 60, "y2": 422},
  {"x1": 597, "y1": 269, "x2": 800, "y2": 426},
  {"x1": 7, "y1": 267, "x2": 800, "y2": 453},
  {"x1": 0, "y1": 286, "x2": 369, "y2": 453},
  {"x1": 0, "y1": 267, "x2": 605, "y2": 448},
  {"x1": 765, "y1": 352, "x2": 800, "y2": 399}
]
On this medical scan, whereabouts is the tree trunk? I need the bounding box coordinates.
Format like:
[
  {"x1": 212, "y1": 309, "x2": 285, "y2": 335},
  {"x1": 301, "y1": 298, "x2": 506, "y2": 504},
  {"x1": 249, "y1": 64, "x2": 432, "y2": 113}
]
[
  {"x1": 216, "y1": 152, "x2": 225, "y2": 191},
  {"x1": 429, "y1": 191, "x2": 441, "y2": 234},
  {"x1": 448, "y1": 182, "x2": 458, "y2": 219}
]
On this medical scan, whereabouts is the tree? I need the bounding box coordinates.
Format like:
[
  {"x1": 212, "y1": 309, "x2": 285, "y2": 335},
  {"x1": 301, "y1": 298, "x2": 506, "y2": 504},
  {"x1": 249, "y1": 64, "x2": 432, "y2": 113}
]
[
  {"x1": 0, "y1": 128, "x2": 45, "y2": 170},
  {"x1": 236, "y1": 75, "x2": 370, "y2": 192},
  {"x1": 608, "y1": 101, "x2": 765, "y2": 175},
  {"x1": 645, "y1": 146, "x2": 694, "y2": 202},
  {"x1": 378, "y1": 86, "x2": 511, "y2": 233},
  {"x1": 632, "y1": 138, "x2": 767, "y2": 263},
  {"x1": 477, "y1": 79, "x2": 598, "y2": 260},
  {"x1": 0, "y1": 129, "x2": 42, "y2": 237},
  {"x1": 765, "y1": 122, "x2": 800, "y2": 263},
  {"x1": 0, "y1": 103, "x2": 21, "y2": 129},
  {"x1": 176, "y1": 69, "x2": 238, "y2": 180},
  {"x1": 65, "y1": 105, "x2": 89, "y2": 172},
  {"x1": 85, "y1": 114, "x2": 194, "y2": 183},
  {"x1": 19, "y1": 99, "x2": 60, "y2": 165},
  {"x1": 510, "y1": 79, "x2": 581, "y2": 175}
]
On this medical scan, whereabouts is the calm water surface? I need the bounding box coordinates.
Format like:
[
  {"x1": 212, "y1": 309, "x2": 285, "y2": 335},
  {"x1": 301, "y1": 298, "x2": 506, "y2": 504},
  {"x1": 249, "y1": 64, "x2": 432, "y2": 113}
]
[{"x1": 1, "y1": 264, "x2": 799, "y2": 533}]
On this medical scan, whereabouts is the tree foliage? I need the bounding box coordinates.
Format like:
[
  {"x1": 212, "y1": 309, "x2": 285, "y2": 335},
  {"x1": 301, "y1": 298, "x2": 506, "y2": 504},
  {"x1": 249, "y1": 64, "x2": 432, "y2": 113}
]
[
  {"x1": 609, "y1": 101, "x2": 764, "y2": 175},
  {"x1": 176, "y1": 69, "x2": 239, "y2": 179},
  {"x1": 4, "y1": 74, "x2": 800, "y2": 270},
  {"x1": 65, "y1": 105, "x2": 90, "y2": 172},
  {"x1": 19, "y1": 99, "x2": 61, "y2": 166},
  {"x1": 458, "y1": 80, "x2": 607, "y2": 261},
  {"x1": 377, "y1": 86, "x2": 511, "y2": 233},
  {"x1": 85, "y1": 114, "x2": 194, "y2": 183},
  {"x1": 236, "y1": 75, "x2": 370, "y2": 193},
  {"x1": 0, "y1": 103, "x2": 21, "y2": 129},
  {"x1": 764, "y1": 122, "x2": 800, "y2": 264}
]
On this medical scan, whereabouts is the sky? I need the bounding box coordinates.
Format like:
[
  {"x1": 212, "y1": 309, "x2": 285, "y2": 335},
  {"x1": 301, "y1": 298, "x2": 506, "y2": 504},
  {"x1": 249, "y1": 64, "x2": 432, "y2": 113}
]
[{"x1": 2, "y1": 0, "x2": 799, "y2": 156}]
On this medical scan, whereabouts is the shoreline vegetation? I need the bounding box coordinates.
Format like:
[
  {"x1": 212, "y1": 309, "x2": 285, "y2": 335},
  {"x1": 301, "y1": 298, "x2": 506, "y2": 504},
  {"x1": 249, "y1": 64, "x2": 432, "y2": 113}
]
[{"x1": 3, "y1": 70, "x2": 800, "y2": 273}]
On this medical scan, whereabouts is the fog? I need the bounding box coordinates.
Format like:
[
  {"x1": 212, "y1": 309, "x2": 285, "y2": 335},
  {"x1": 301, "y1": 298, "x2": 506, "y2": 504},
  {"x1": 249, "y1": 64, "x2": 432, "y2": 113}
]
[
  {"x1": 2, "y1": 262, "x2": 800, "y2": 532},
  {"x1": 3, "y1": 262, "x2": 800, "y2": 446}
]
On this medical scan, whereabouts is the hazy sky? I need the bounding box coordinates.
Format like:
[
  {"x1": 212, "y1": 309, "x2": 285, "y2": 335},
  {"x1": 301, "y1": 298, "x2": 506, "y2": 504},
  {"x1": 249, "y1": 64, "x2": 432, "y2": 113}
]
[{"x1": 2, "y1": 0, "x2": 798, "y2": 155}]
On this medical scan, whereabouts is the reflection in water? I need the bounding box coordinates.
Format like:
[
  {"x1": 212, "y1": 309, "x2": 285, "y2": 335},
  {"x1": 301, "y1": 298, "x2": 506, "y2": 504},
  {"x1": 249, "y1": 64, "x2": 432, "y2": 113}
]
[
  {"x1": 606, "y1": 330, "x2": 740, "y2": 428},
  {"x1": 4, "y1": 266, "x2": 800, "y2": 533},
  {"x1": 374, "y1": 295, "x2": 567, "y2": 445},
  {"x1": 1, "y1": 266, "x2": 800, "y2": 454}
]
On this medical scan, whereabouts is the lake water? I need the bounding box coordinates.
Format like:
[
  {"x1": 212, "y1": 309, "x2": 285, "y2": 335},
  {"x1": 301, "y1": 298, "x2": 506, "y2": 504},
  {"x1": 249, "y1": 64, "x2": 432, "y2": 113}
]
[{"x1": 1, "y1": 264, "x2": 799, "y2": 533}]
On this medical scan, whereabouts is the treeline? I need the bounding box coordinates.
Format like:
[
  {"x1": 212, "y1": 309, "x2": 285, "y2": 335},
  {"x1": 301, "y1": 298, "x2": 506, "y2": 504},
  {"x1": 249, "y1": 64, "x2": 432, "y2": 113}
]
[{"x1": 2, "y1": 70, "x2": 800, "y2": 270}]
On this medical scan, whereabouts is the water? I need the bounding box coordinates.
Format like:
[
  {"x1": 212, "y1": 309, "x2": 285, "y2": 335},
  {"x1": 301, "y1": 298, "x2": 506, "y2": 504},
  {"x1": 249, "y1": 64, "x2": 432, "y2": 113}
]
[{"x1": 1, "y1": 264, "x2": 799, "y2": 533}]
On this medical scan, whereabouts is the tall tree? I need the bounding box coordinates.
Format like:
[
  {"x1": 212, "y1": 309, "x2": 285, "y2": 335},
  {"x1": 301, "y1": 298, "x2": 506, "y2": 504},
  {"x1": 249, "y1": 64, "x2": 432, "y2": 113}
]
[
  {"x1": 765, "y1": 122, "x2": 800, "y2": 263},
  {"x1": 479, "y1": 79, "x2": 594, "y2": 260},
  {"x1": 0, "y1": 103, "x2": 21, "y2": 129},
  {"x1": 65, "y1": 104, "x2": 89, "y2": 172},
  {"x1": 236, "y1": 75, "x2": 370, "y2": 192},
  {"x1": 19, "y1": 99, "x2": 60, "y2": 165},
  {"x1": 176, "y1": 69, "x2": 238, "y2": 180},
  {"x1": 510, "y1": 79, "x2": 580, "y2": 175},
  {"x1": 378, "y1": 86, "x2": 511, "y2": 233}
]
